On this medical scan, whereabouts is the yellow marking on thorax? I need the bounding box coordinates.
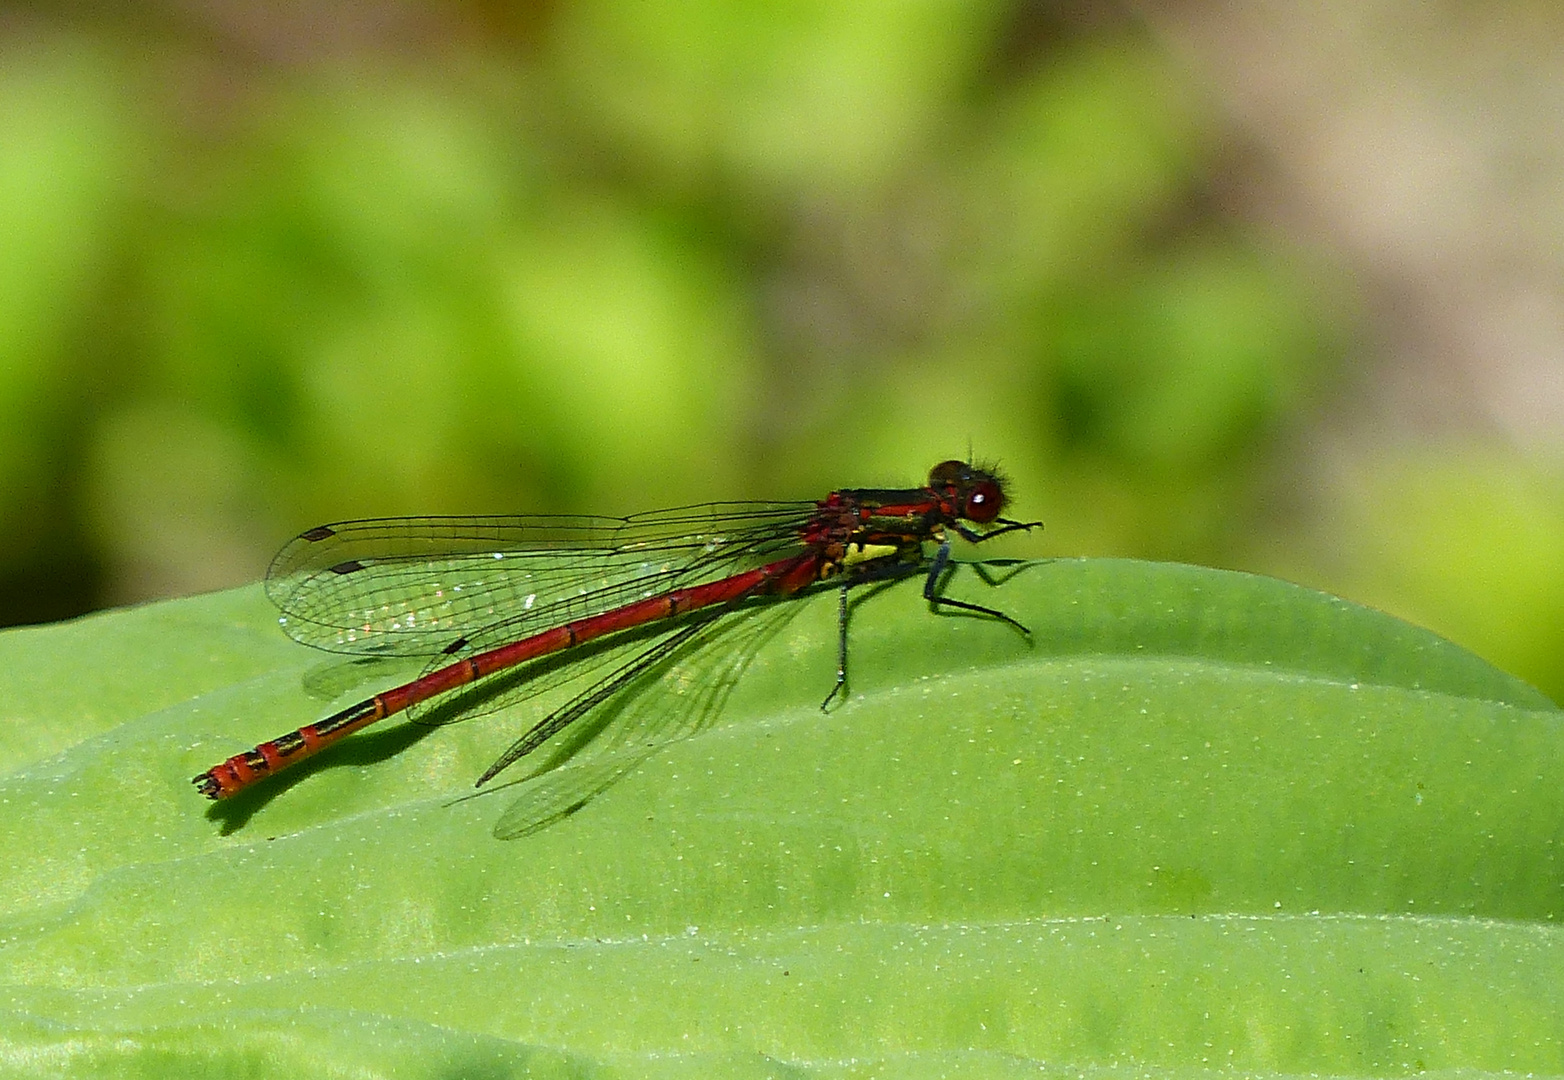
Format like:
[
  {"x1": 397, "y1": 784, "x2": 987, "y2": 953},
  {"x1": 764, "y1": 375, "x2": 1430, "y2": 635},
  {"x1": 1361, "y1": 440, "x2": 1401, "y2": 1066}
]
[{"x1": 842, "y1": 542, "x2": 900, "y2": 567}]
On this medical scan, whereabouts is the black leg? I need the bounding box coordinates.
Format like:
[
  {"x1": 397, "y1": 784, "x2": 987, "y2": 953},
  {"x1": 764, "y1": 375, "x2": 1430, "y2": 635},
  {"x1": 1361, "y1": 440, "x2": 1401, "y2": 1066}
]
[
  {"x1": 923, "y1": 538, "x2": 1031, "y2": 634},
  {"x1": 967, "y1": 559, "x2": 1040, "y2": 587},
  {"x1": 819, "y1": 554, "x2": 927, "y2": 711},
  {"x1": 951, "y1": 516, "x2": 1043, "y2": 545},
  {"x1": 820, "y1": 581, "x2": 850, "y2": 710},
  {"x1": 818, "y1": 522, "x2": 1037, "y2": 709}
]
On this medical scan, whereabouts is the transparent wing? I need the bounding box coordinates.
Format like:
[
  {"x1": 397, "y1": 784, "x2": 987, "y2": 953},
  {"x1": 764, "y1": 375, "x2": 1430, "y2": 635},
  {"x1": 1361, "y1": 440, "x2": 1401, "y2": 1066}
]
[
  {"x1": 264, "y1": 502, "x2": 816, "y2": 657},
  {"x1": 475, "y1": 600, "x2": 804, "y2": 839}
]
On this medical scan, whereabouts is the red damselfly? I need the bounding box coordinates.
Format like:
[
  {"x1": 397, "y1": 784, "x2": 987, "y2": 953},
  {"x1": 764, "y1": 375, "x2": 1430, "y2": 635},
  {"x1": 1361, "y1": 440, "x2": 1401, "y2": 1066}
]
[{"x1": 193, "y1": 460, "x2": 1040, "y2": 800}]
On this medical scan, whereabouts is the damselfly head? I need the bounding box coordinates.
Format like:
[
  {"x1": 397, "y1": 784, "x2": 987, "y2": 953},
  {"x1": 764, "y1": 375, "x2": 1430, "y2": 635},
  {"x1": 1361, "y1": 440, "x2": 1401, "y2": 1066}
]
[{"x1": 928, "y1": 459, "x2": 1006, "y2": 524}]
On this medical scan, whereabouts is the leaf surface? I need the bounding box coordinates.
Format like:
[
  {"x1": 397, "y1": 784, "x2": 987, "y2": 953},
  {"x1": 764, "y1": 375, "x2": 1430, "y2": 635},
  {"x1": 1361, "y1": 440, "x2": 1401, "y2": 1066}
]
[{"x1": 1, "y1": 559, "x2": 1559, "y2": 1077}]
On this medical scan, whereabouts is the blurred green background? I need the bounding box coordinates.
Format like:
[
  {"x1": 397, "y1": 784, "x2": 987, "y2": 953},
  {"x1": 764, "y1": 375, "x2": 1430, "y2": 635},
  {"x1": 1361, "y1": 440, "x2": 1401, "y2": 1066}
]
[{"x1": 1, "y1": 2, "x2": 1560, "y2": 701}]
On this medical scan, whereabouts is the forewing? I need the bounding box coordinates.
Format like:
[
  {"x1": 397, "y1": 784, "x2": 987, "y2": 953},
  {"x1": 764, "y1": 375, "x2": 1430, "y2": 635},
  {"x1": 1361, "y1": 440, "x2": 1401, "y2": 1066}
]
[{"x1": 265, "y1": 503, "x2": 814, "y2": 657}]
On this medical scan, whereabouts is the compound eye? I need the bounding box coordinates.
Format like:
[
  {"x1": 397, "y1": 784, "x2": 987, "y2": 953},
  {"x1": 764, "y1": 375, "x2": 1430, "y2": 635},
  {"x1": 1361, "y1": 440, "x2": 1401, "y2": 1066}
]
[{"x1": 963, "y1": 479, "x2": 1003, "y2": 523}]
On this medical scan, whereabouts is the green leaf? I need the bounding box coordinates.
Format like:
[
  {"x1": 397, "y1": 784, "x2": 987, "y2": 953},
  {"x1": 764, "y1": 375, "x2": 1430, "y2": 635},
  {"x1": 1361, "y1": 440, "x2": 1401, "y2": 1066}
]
[{"x1": 1, "y1": 559, "x2": 1560, "y2": 1078}]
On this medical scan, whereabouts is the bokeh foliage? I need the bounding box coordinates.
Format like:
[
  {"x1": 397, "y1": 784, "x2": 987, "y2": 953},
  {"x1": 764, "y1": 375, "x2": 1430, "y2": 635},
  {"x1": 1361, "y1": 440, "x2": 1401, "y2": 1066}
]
[{"x1": 0, "y1": 3, "x2": 1559, "y2": 700}]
